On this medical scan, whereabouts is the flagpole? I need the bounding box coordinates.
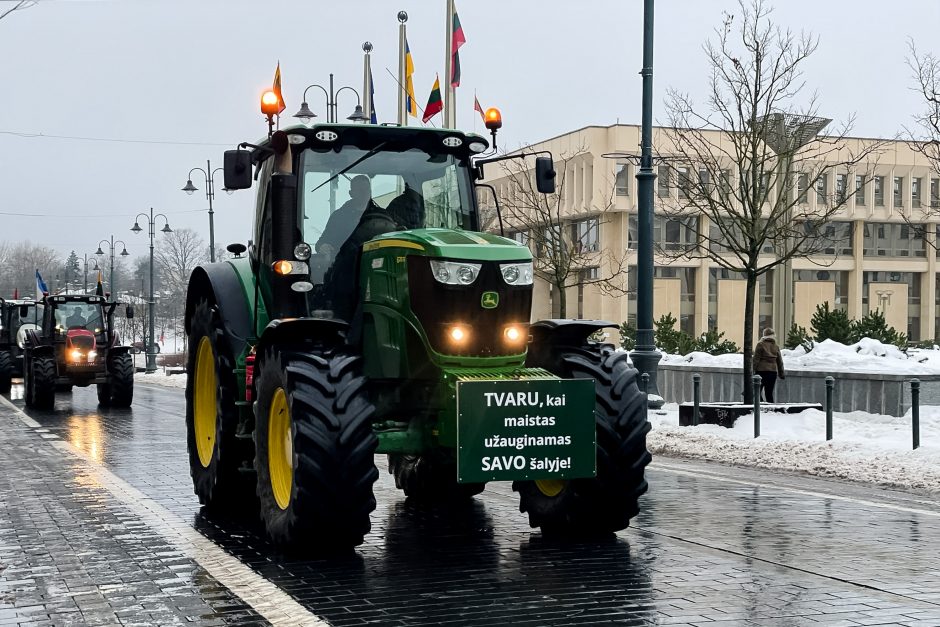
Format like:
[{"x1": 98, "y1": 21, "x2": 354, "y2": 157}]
[
  {"x1": 444, "y1": 0, "x2": 455, "y2": 129},
  {"x1": 362, "y1": 41, "x2": 373, "y2": 123},
  {"x1": 397, "y1": 11, "x2": 408, "y2": 126}
]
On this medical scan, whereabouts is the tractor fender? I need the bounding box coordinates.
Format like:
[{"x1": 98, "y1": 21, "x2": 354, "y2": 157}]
[
  {"x1": 107, "y1": 346, "x2": 131, "y2": 357},
  {"x1": 186, "y1": 264, "x2": 252, "y2": 361},
  {"x1": 255, "y1": 318, "x2": 348, "y2": 362},
  {"x1": 526, "y1": 319, "x2": 618, "y2": 369},
  {"x1": 27, "y1": 344, "x2": 55, "y2": 360}
]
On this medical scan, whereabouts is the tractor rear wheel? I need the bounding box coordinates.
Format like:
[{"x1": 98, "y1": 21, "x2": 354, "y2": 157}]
[
  {"x1": 108, "y1": 353, "x2": 134, "y2": 407},
  {"x1": 0, "y1": 350, "x2": 12, "y2": 393},
  {"x1": 30, "y1": 356, "x2": 57, "y2": 410},
  {"x1": 254, "y1": 348, "x2": 378, "y2": 550},
  {"x1": 514, "y1": 344, "x2": 651, "y2": 536},
  {"x1": 389, "y1": 450, "x2": 485, "y2": 501},
  {"x1": 185, "y1": 300, "x2": 248, "y2": 508}
]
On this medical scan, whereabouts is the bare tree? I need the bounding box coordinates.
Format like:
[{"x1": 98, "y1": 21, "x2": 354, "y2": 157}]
[
  {"x1": 154, "y1": 228, "x2": 208, "y2": 299},
  {"x1": 0, "y1": 241, "x2": 62, "y2": 298},
  {"x1": 904, "y1": 41, "x2": 940, "y2": 243},
  {"x1": 660, "y1": 0, "x2": 882, "y2": 402},
  {"x1": 493, "y1": 148, "x2": 627, "y2": 318},
  {"x1": 0, "y1": 1, "x2": 37, "y2": 22}
]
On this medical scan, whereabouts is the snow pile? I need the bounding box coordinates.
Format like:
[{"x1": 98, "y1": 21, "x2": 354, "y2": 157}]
[
  {"x1": 662, "y1": 337, "x2": 940, "y2": 375},
  {"x1": 135, "y1": 371, "x2": 187, "y2": 389},
  {"x1": 647, "y1": 403, "x2": 940, "y2": 491}
]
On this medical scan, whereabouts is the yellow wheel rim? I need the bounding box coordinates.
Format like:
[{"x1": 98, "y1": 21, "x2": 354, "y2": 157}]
[
  {"x1": 268, "y1": 387, "x2": 293, "y2": 510},
  {"x1": 193, "y1": 336, "x2": 217, "y2": 468},
  {"x1": 535, "y1": 479, "x2": 566, "y2": 497}
]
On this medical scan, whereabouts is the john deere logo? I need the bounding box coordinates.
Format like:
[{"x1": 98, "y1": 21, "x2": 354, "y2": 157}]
[{"x1": 481, "y1": 292, "x2": 499, "y2": 309}]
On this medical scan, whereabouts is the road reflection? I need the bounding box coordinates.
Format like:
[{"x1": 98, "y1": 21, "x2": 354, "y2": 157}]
[{"x1": 66, "y1": 413, "x2": 106, "y2": 462}]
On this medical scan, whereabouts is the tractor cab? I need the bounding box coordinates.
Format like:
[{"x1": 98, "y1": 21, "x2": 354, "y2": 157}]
[{"x1": 0, "y1": 299, "x2": 40, "y2": 392}]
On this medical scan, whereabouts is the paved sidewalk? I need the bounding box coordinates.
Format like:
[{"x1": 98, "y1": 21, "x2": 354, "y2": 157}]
[{"x1": 0, "y1": 403, "x2": 268, "y2": 627}]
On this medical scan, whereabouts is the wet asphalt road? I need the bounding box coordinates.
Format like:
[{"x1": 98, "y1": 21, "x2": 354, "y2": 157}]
[{"x1": 2, "y1": 381, "x2": 940, "y2": 626}]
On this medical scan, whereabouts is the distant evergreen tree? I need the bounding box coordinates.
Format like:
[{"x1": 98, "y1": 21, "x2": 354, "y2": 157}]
[
  {"x1": 811, "y1": 302, "x2": 852, "y2": 344},
  {"x1": 785, "y1": 323, "x2": 812, "y2": 350},
  {"x1": 849, "y1": 310, "x2": 907, "y2": 347},
  {"x1": 65, "y1": 250, "x2": 80, "y2": 291}
]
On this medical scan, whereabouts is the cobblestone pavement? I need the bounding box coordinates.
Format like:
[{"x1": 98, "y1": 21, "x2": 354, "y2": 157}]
[{"x1": 1, "y1": 382, "x2": 939, "y2": 626}]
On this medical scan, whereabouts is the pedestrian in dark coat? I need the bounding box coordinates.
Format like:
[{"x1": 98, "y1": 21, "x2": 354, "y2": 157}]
[{"x1": 753, "y1": 327, "x2": 785, "y2": 403}]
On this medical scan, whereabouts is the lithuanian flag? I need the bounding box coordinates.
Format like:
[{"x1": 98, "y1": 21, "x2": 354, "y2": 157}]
[{"x1": 422, "y1": 75, "x2": 443, "y2": 123}]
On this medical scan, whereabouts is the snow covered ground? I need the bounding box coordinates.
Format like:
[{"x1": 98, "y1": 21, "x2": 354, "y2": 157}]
[
  {"x1": 661, "y1": 337, "x2": 940, "y2": 376},
  {"x1": 648, "y1": 403, "x2": 940, "y2": 492},
  {"x1": 135, "y1": 371, "x2": 187, "y2": 389}
]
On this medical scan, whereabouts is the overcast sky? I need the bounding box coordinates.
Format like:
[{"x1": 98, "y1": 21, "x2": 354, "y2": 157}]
[{"x1": 1, "y1": 0, "x2": 938, "y2": 258}]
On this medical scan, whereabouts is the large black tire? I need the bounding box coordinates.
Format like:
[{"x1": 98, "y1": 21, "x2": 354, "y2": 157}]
[
  {"x1": 254, "y1": 348, "x2": 378, "y2": 550},
  {"x1": 108, "y1": 353, "x2": 134, "y2": 407},
  {"x1": 514, "y1": 344, "x2": 651, "y2": 535},
  {"x1": 30, "y1": 356, "x2": 57, "y2": 410},
  {"x1": 388, "y1": 450, "x2": 485, "y2": 501},
  {"x1": 0, "y1": 350, "x2": 12, "y2": 393},
  {"x1": 185, "y1": 300, "x2": 249, "y2": 508}
]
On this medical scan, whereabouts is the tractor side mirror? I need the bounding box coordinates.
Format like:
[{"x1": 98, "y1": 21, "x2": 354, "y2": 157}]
[
  {"x1": 224, "y1": 150, "x2": 253, "y2": 190},
  {"x1": 19, "y1": 304, "x2": 30, "y2": 317},
  {"x1": 535, "y1": 157, "x2": 556, "y2": 194},
  {"x1": 125, "y1": 305, "x2": 135, "y2": 319}
]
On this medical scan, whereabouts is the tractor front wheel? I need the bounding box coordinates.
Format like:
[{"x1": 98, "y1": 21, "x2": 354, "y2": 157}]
[
  {"x1": 185, "y1": 300, "x2": 248, "y2": 508},
  {"x1": 514, "y1": 344, "x2": 651, "y2": 536},
  {"x1": 0, "y1": 350, "x2": 12, "y2": 393},
  {"x1": 108, "y1": 353, "x2": 134, "y2": 407},
  {"x1": 30, "y1": 356, "x2": 57, "y2": 410},
  {"x1": 254, "y1": 348, "x2": 378, "y2": 550},
  {"x1": 389, "y1": 450, "x2": 485, "y2": 502}
]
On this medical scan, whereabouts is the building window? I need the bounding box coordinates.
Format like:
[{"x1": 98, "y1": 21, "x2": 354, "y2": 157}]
[
  {"x1": 657, "y1": 165, "x2": 671, "y2": 198},
  {"x1": 510, "y1": 230, "x2": 529, "y2": 246},
  {"x1": 615, "y1": 163, "x2": 630, "y2": 196},
  {"x1": 835, "y1": 174, "x2": 847, "y2": 204},
  {"x1": 659, "y1": 215, "x2": 697, "y2": 251},
  {"x1": 627, "y1": 213, "x2": 637, "y2": 250},
  {"x1": 863, "y1": 222, "x2": 926, "y2": 257},
  {"x1": 932, "y1": 178, "x2": 940, "y2": 208},
  {"x1": 570, "y1": 217, "x2": 599, "y2": 253},
  {"x1": 698, "y1": 167, "x2": 710, "y2": 193},
  {"x1": 811, "y1": 221, "x2": 854, "y2": 255},
  {"x1": 874, "y1": 176, "x2": 885, "y2": 206},
  {"x1": 894, "y1": 176, "x2": 904, "y2": 208},
  {"x1": 720, "y1": 169, "x2": 732, "y2": 198},
  {"x1": 797, "y1": 173, "x2": 809, "y2": 204},
  {"x1": 677, "y1": 166, "x2": 691, "y2": 199},
  {"x1": 855, "y1": 175, "x2": 865, "y2": 206},
  {"x1": 912, "y1": 177, "x2": 922, "y2": 208},
  {"x1": 816, "y1": 173, "x2": 828, "y2": 204}
]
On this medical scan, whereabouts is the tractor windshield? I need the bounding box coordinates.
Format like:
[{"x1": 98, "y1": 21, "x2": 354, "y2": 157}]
[
  {"x1": 54, "y1": 302, "x2": 104, "y2": 333},
  {"x1": 300, "y1": 146, "x2": 476, "y2": 254}
]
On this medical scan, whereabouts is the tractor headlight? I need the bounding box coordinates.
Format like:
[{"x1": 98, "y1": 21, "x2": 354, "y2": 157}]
[
  {"x1": 88, "y1": 350, "x2": 97, "y2": 361},
  {"x1": 293, "y1": 242, "x2": 312, "y2": 261},
  {"x1": 500, "y1": 262, "x2": 533, "y2": 285},
  {"x1": 429, "y1": 260, "x2": 481, "y2": 285},
  {"x1": 69, "y1": 349, "x2": 82, "y2": 362}
]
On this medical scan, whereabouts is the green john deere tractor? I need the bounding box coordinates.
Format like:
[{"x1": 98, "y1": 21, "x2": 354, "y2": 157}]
[{"x1": 184, "y1": 119, "x2": 651, "y2": 550}]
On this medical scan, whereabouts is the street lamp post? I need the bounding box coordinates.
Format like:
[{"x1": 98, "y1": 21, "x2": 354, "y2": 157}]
[
  {"x1": 82, "y1": 253, "x2": 100, "y2": 294},
  {"x1": 182, "y1": 161, "x2": 231, "y2": 263},
  {"x1": 293, "y1": 75, "x2": 369, "y2": 124},
  {"x1": 95, "y1": 236, "x2": 130, "y2": 298},
  {"x1": 131, "y1": 208, "x2": 171, "y2": 373},
  {"x1": 633, "y1": 0, "x2": 664, "y2": 407}
]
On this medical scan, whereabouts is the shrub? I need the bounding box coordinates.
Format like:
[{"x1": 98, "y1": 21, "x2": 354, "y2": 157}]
[
  {"x1": 692, "y1": 328, "x2": 738, "y2": 355},
  {"x1": 849, "y1": 309, "x2": 907, "y2": 348},
  {"x1": 785, "y1": 323, "x2": 812, "y2": 351},
  {"x1": 654, "y1": 313, "x2": 688, "y2": 355},
  {"x1": 619, "y1": 322, "x2": 636, "y2": 350},
  {"x1": 811, "y1": 302, "x2": 852, "y2": 344}
]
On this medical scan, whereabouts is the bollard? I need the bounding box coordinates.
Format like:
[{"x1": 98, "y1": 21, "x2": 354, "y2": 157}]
[
  {"x1": 640, "y1": 372, "x2": 649, "y2": 396},
  {"x1": 911, "y1": 378, "x2": 920, "y2": 450},
  {"x1": 692, "y1": 373, "x2": 701, "y2": 426},
  {"x1": 825, "y1": 376, "x2": 834, "y2": 441},
  {"x1": 752, "y1": 374, "x2": 762, "y2": 438}
]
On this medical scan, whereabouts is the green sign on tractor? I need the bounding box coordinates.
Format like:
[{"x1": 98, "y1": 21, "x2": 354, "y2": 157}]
[{"x1": 182, "y1": 85, "x2": 651, "y2": 552}]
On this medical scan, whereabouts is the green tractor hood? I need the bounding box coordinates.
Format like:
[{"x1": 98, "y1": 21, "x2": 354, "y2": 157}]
[{"x1": 363, "y1": 228, "x2": 532, "y2": 262}]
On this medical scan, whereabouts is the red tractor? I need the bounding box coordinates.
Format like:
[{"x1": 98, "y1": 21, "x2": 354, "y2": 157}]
[{"x1": 22, "y1": 294, "x2": 136, "y2": 409}]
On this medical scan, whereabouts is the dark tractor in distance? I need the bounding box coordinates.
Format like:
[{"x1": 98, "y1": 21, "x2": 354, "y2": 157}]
[
  {"x1": 184, "y1": 119, "x2": 651, "y2": 552},
  {"x1": 0, "y1": 298, "x2": 39, "y2": 393},
  {"x1": 22, "y1": 294, "x2": 135, "y2": 409}
]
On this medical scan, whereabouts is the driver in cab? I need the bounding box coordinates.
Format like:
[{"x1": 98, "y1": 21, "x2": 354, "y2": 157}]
[
  {"x1": 315, "y1": 175, "x2": 381, "y2": 260},
  {"x1": 64, "y1": 307, "x2": 88, "y2": 330}
]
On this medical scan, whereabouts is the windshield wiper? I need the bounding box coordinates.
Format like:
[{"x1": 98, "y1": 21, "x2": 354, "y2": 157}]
[{"x1": 309, "y1": 142, "x2": 388, "y2": 194}]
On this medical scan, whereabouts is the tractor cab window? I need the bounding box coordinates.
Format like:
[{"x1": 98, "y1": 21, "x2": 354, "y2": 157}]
[
  {"x1": 54, "y1": 302, "x2": 104, "y2": 333},
  {"x1": 299, "y1": 146, "x2": 475, "y2": 317}
]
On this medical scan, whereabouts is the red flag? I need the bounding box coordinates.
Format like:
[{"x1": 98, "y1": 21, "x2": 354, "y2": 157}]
[
  {"x1": 273, "y1": 62, "x2": 286, "y2": 115},
  {"x1": 12, "y1": 287, "x2": 18, "y2": 299},
  {"x1": 423, "y1": 75, "x2": 443, "y2": 124},
  {"x1": 474, "y1": 94, "x2": 485, "y2": 121},
  {"x1": 451, "y1": 10, "x2": 465, "y2": 87}
]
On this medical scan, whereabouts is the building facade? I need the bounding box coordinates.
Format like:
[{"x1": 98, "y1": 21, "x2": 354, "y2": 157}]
[{"x1": 482, "y1": 124, "x2": 940, "y2": 346}]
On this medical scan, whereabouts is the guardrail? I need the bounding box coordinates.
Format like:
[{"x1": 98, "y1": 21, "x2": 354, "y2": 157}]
[{"x1": 684, "y1": 371, "x2": 923, "y2": 449}]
